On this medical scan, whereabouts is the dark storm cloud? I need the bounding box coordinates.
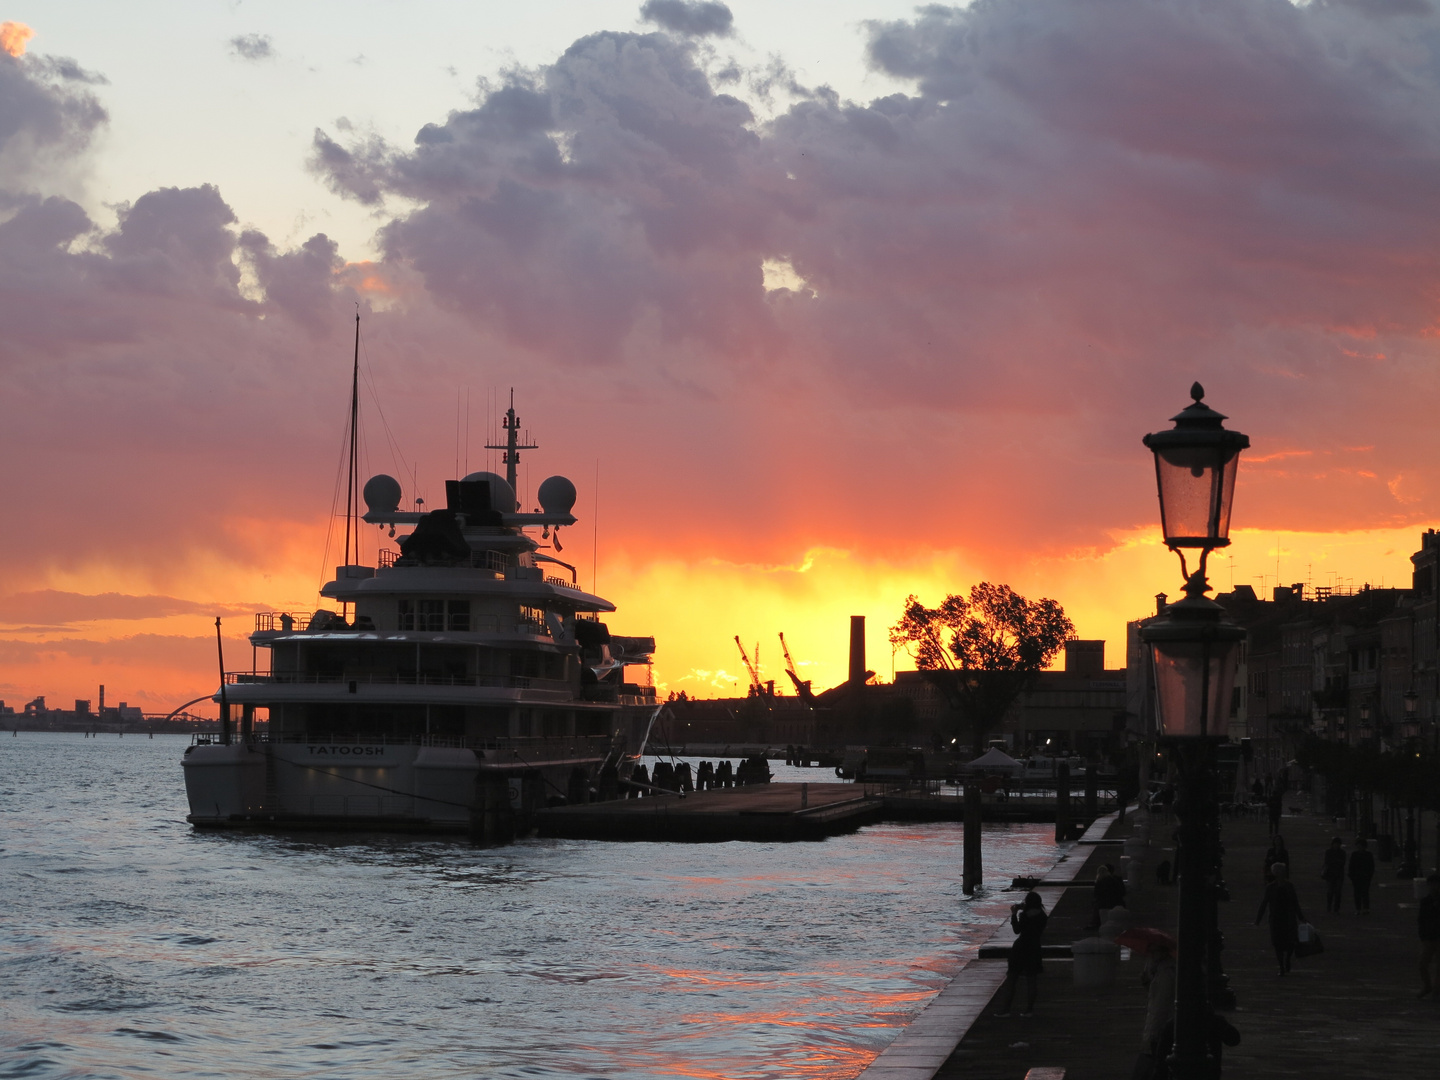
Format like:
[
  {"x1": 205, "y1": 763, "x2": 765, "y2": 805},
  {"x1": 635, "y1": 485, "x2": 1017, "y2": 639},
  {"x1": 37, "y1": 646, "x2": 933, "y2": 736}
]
[
  {"x1": 304, "y1": 0, "x2": 1440, "y2": 539},
  {"x1": 314, "y1": 30, "x2": 775, "y2": 362},
  {"x1": 230, "y1": 34, "x2": 274, "y2": 61},
  {"x1": 0, "y1": 50, "x2": 107, "y2": 189},
  {"x1": 640, "y1": 0, "x2": 735, "y2": 37}
]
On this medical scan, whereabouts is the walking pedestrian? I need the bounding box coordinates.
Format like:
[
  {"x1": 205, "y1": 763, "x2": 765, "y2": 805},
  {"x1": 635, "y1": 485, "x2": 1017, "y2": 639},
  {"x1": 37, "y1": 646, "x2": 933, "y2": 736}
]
[
  {"x1": 994, "y1": 891, "x2": 1048, "y2": 1018},
  {"x1": 1419, "y1": 873, "x2": 1440, "y2": 998},
  {"x1": 1256, "y1": 862, "x2": 1305, "y2": 975},
  {"x1": 1266, "y1": 790, "x2": 1283, "y2": 833},
  {"x1": 1321, "y1": 837, "x2": 1346, "y2": 914},
  {"x1": 1348, "y1": 838, "x2": 1375, "y2": 915}
]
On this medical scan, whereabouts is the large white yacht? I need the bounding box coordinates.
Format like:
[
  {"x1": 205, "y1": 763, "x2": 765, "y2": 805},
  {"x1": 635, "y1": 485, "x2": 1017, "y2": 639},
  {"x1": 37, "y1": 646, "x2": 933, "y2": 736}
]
[{"x1": 183, "y1": 354, "x2": 658, "y2": 836}]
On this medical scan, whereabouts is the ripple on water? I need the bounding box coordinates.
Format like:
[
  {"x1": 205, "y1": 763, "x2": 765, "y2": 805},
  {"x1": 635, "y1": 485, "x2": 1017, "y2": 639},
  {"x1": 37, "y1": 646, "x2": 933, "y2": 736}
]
[
  {"x1": 112, "y1": 1029, "x2": 185, "y2": 1043},
  {"x1": 2, "y1": 734, "x2": 1067, "y2": 1080}
]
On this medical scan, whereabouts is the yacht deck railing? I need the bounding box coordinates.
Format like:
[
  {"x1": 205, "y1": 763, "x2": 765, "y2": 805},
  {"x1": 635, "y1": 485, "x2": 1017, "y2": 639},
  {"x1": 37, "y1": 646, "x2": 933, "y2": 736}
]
[
  {"x1": 225, "y1": 671, "x2": 574, "y2": 692},
  {"x1": 190, "y1": 731, "x2": 623, "y2": 752}
]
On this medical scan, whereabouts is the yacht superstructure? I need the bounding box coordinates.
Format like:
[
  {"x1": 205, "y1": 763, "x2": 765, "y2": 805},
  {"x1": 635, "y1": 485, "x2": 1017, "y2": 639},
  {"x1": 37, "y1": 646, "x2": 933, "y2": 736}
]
[{"x1": 183, "y1": 364, "x2": 658, "y2": 835}]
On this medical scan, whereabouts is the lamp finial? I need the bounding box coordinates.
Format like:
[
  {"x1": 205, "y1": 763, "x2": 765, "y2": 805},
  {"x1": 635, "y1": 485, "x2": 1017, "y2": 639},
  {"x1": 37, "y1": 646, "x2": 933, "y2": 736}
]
[{"x1": 1190, "y1": 381, "x2": 1204, "y2": 402}]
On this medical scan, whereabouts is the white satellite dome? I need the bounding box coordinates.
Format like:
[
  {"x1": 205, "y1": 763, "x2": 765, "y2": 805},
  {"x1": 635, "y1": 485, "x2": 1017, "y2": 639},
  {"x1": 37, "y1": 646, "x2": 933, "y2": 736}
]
[
  {"x1": 462, "y1": 471, "x2": 517, "y2": 512},
  {"x1": 538, "y1": 475, "x2": 577, "y2": 516},
  {"x1": 362, "y1": 474, "x2": 402, "y2": 515}
]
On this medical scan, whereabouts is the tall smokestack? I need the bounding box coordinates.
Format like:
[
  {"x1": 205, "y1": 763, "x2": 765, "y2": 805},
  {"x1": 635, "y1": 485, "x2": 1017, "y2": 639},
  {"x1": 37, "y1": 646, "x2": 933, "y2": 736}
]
[
  {"x1": 99, "y1": 684, "x2": 105, "y2": 715},
  {"x1": 849, "y1": 616, "x2": 866, "y2": 686}
]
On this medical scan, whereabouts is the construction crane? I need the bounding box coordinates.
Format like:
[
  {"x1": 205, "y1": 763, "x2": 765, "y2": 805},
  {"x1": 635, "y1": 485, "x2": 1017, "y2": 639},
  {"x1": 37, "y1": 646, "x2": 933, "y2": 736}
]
[
  {"x1": 778, "y1": 632, "x2": 816, "y2": 705},
  {"x1": 734, "y1": 636, "x2": 764, "y2": 698}
]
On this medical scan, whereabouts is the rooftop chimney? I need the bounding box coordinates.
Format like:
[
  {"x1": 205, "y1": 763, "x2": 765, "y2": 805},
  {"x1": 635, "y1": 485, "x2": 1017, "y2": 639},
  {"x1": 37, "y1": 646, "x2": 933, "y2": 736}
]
[{"x1": 849, "y1": 616, "x2": 867, "y2": 686}]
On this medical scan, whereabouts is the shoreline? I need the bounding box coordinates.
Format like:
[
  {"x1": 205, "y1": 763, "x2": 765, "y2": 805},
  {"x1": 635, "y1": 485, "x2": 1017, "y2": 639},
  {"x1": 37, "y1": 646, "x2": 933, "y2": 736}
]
[{"x1": 855, "y1": 809, "x2": 1125, "y2": 1079}]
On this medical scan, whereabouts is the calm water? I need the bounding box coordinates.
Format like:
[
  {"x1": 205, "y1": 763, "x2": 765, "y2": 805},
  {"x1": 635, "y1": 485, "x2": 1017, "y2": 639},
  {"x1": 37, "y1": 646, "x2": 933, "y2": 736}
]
[{"x1": 1, "y1": 734, "x2": 1064, "y2": 1080}]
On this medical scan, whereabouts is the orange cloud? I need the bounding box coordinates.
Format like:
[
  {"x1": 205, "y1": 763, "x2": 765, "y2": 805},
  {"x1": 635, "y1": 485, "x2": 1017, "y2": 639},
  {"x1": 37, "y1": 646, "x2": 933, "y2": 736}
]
[{"x1": 0, "y1": 21, "x2": 32, "y2": 58}]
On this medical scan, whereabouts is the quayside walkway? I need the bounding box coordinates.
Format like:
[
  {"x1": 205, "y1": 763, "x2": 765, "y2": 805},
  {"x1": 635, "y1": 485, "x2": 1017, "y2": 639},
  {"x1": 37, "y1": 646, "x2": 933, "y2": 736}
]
[{"x1": 859, "y1": 802, "x2": 1437, "y2": 1080}]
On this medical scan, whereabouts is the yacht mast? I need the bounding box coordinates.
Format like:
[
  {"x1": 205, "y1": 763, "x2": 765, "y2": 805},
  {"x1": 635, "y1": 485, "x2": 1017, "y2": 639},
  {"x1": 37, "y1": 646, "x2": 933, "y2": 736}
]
[
  {"x1": 342, "y1": 312, "x2": 360, "y2": 621},
  {"x1": 485, "y1": 388, "x2": 537, "y2": 509}
]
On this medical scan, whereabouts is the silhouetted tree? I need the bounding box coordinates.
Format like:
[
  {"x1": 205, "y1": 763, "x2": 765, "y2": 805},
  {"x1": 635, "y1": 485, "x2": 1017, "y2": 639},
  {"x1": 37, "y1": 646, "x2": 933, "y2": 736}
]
[{"x1": 889, "y1": 583, "x2": 1074, "y2": 755}]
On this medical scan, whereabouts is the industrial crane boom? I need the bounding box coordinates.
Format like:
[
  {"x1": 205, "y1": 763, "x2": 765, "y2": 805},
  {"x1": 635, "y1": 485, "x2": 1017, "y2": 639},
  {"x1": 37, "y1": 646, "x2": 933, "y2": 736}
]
[
  {"x1": 778, "y1": 632, "x2": 816, "y2": 705},
  {"x1": 734, "y1": 635, "x2": 763, "y2": 695}
]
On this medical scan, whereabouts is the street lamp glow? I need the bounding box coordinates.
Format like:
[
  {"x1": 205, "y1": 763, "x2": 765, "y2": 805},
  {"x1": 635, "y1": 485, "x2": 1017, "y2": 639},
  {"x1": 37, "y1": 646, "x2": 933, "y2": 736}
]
[{"x1": 1142, "y1": 382, "x2": 1250, "y2": 553}]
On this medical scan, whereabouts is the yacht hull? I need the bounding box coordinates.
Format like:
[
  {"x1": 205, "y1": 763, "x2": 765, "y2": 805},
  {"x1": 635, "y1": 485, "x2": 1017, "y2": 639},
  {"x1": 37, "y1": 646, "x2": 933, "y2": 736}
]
[{"x1": 182, "y1": 729, "x2": 649, "y2": 834}]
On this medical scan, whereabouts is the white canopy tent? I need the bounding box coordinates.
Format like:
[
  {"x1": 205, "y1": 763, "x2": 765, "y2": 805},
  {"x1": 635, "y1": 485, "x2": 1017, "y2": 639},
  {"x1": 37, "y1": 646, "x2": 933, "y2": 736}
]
[{"x1": 964, "y1": 747, "x2": 1023, "y2": 774}]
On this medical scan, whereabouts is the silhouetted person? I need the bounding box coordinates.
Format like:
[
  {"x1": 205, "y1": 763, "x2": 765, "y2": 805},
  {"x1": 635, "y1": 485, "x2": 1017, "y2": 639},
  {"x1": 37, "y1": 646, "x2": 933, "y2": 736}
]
[
  {"x1": 1349, "y1": 838, "x2": 1376, "y2": 915},
  {"x1": 1256, "y1": 862, "x2": 1305, "y2": 975},
  {"x1": 1263, "y1": 835, "x2": 1289, "y2": 885},
  {"x1": 1418, "y1": 873, "x2": 1440, "y2": 998},
  {"x1": 1137, "y1": 941, "x2": 1176, "y2": 1077},
  {"x1": 1266, "y1": 790, "x2": 1283, "y2": 833},
  {"x1": 994, "y1": 891, "x2": 1048, "y2": 1018},
  {"x1": 1092, "y1": 862, "x2": 1126, "y2": 928},
  {"x1": 1322, "y1": 836, "x2": 1346, "y2": 913}
]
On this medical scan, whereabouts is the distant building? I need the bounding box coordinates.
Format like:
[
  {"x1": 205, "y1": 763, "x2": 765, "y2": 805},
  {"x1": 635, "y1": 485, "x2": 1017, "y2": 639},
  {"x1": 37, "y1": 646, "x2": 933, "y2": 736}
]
[
  {"x1": 893, "y1": 638, "x2": 1128, "y2": 756},
  {"x1": 1124, "y1": 530, "x2": 1440, "y2": 790}
]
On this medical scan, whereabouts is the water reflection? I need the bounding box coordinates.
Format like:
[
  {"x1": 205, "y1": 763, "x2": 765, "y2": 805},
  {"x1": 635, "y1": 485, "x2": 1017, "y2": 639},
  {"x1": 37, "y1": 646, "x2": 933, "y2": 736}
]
[{"x1": 2, "y1": 734, "x2": 1064, "y2": 1079}]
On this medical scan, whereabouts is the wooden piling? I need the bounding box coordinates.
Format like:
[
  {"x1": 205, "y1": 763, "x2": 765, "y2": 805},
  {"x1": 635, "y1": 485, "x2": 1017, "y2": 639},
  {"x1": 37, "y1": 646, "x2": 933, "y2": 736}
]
[
  {"x1": 1055, "y1": 762, "x2": 1072, "y2": 843},
  {"x1": 963, "y1": 782, "x2": 983, "y2": 895}
]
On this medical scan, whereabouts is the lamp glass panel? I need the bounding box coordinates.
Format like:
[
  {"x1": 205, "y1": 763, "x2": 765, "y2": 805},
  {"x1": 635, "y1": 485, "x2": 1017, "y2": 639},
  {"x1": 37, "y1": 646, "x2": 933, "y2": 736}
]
[
  {"x1": 1153, "y1": 445, "x2": 1239, "y2": 545},
  {"x1": 1151, "y1": 637, "x2": 1242, "y2": 738}
]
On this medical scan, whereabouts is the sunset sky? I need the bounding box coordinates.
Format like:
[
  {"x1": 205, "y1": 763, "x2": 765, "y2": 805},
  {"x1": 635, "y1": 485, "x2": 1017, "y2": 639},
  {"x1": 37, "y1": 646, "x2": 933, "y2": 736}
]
[{"x1": 5, "y1": 0, "x2": 1440, "y2": 715}]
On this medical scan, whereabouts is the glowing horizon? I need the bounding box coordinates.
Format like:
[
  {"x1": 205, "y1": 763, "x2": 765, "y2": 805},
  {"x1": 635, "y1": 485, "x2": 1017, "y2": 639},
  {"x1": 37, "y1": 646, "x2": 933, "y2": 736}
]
[{"x1": 8, "y1": 1, "x2": 1440, "y2": 715}]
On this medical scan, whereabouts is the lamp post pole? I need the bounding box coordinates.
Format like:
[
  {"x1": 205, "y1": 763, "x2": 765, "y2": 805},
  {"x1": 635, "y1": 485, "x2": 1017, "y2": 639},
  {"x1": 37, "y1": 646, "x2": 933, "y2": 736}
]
[
  {"x1": 1170, "y1": 736, "x2": 1220, "y2": 1072},
  {"x1": 1140, "y1": 383, "x2": 1249, "y2": 1080},
  {"x1": 1401, "y1": 690, "x2": 1420, "y2": 878}
]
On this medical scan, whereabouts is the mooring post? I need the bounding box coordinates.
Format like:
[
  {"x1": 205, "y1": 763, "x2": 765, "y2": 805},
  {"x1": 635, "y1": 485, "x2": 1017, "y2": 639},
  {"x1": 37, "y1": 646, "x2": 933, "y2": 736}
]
[
  {"x1": 1084, "y1": 757, "x2": 1098, "y2": 823},
  {"x1": 963, "y1": 781, "x2": 983, "y2": 895},
  {"x1": 1055, "y1": 762, "x2": 1071, "y2": 843}
]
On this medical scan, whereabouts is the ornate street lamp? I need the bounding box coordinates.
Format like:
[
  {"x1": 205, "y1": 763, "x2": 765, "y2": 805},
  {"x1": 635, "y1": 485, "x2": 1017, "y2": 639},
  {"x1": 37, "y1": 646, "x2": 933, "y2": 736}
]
[{"x1": 1140, "y1": 383, "x2": 1248, "y2": 1078}]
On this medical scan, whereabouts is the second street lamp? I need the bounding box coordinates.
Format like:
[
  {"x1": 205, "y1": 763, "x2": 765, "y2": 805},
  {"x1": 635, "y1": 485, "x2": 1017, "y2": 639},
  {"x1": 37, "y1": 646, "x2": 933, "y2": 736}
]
[{"x1": 1140, "y1": 383, "x2": 1249, "y2": 1079}]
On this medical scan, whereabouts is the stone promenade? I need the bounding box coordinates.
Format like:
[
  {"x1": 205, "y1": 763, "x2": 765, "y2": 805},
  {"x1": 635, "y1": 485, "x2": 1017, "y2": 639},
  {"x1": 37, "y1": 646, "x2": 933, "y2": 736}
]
[{"x1": 871, "y1": 800, "x2": 1438, "y2": 1079}]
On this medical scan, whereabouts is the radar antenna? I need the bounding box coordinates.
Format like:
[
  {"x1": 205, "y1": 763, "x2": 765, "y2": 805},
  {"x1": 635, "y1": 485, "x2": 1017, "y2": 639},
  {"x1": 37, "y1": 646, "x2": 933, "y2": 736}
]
[{"x1": 485, "y1": 388, "x2": 538, "y2": 504}]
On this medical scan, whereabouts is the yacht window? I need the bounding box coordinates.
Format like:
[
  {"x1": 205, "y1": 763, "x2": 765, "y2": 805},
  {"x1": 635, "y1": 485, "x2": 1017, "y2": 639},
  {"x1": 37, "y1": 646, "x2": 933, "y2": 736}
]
[
  {"x1": 398, "y1": 599, "x2": 414, "y2": 631},
  {"x1": 447, "y1": 600, "x2": 470, "y2": 631},
  {"x1": 419, "y1": 599, "x2": 445, "y2": 631}
]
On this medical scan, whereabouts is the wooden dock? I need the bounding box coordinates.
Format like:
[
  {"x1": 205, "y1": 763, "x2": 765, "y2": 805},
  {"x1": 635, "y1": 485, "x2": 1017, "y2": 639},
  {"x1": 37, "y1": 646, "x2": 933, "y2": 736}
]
[{"x1": 535, "y1": 782, "x2": 885, "y2": 842}]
